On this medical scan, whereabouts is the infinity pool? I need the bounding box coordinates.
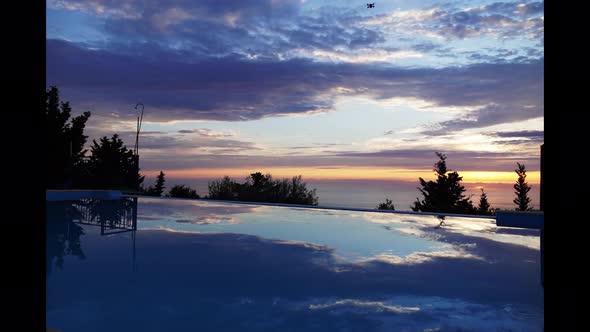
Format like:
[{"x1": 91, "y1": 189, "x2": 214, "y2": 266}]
[{"x1": 46, "y1": 196, "x2": 543, "y2": 331}]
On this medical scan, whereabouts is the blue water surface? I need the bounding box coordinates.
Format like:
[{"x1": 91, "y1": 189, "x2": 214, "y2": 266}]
[{"x1": 46, "y1": 196, "x2": 543, "y2": 331}]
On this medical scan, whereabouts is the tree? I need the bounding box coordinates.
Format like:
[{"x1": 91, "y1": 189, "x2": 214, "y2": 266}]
[
  {"x1": 208, "y1": 176, "x2": 240, "y2": 200},
  {"x1": 86, "y1": 134, "x2": 145, "y2": 190},
  {"x1": 377, "y1": 198, "x2": 395, "y2": 211},
  {"x1": 153, "y1": 171, "x2": 166, "y2": 196},
  {"x1": 476, "y1": 188, "x2": 493, "y2": 215},
  {"x1": 285, "y1": 175, "x2": 318, "y2": 205},
  {"x1": 250, "y1": 172, "x2": 270, "y2": 188},
  {"x1": 513, "y1": 163, "x2": 533, "y2": 211},
  {"x1": 207, "y1": 172, "x2": 319, "y2": 205},
  {"x1": 240, "y1": 172, "x2": 273, "y2": 202},
  {"x1": 412, "y1": 152, "x2": 476, "y2": 214},
  {"x1": 143, "y1": 171, "x2": 166, "y2": 196},
  {"x1": 46, "y1": 86, "x2": 91, "y2": 188},
  {"x1": 168, "y1": 185, "x2": 200, "y2": 199}
]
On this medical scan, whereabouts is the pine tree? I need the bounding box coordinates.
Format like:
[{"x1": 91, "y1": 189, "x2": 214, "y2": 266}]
[
  {"x1": 477, "y1": 188, "x2": 493, "y2": 215},
  {"x1": 513, "y1": 163, "x2": 533, "y2": 211},
  {"x1": 412, "y1": 152, "x2": 476, "y2": 214},
  {"x1": 154, "y1": 171, "x2": 166, "y2": 196}
]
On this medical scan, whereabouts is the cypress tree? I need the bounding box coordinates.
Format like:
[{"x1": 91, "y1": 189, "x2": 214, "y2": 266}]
[
  {"x1": 154, "y1": 171, "x2": 166, "y2": 196},
  {"x1": 513, "y1": 163, "x2": 533, "y2": 211},
  {"x1": 477, "y1": 188, "x2": 493, "y2": 215}
]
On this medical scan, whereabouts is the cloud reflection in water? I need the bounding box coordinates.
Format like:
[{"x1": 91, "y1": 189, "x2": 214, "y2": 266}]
[{"x1": 47, "y1": 197, "x2": 543, "y2": 331}]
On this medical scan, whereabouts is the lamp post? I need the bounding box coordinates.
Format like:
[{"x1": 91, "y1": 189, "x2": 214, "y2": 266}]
[
  {"x1": 134, "y1": 103, "x2": 144, "y2": 156},
  {"x1": 133, "y1": 103, "x2": 144, "y2": 191}
]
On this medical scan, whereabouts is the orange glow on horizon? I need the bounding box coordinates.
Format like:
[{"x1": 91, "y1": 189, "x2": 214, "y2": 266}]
[{"x1": 143, "y1": 167, "x2": 540, "y2": 184}]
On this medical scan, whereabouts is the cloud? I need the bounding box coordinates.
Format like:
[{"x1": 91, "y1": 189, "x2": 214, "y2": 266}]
[
  {"x1": 468, "y1": 2, "x2": 544, "y2": 18},
  {"x1": 361, "y1": 2, "x2": 544, "y2": 41},
  {"x1": 48, "y1": 0, "x2": 543, "y2": 68},
  {"x1": 491, "y1": 139, "x2": 542, "y2": 146},
  {"x1": 308, "y1": 299, "x2": 420, "y2": 314},
  {"x1": 48, "y1": 0, "x2": 142, "y2": 19},
  {"x1": 49, "y1": 0, "x2": 358, "y2": 58},
  {"x1": 47, "y1": 38, "x2": 543, "y2": 131},
  {"x1": 88, "y1": 129, "x2": 260, "y2": 154},
  {"x1": 486, "y1": 130, "x2": 544, "y2": 139},
  {"x1": 178, "y1": 129, "x2": 235, "y2": 137},
  {"x1": 47, "y1": 39, "x2": 338, "y2": 121},
  {"x1": 48, "y1": 0, "x2": 302, "y2": 25},
  {"x1": 335, "y1": 148, "x2": 539, "y2": 163},
  {"x1": 176, "y1": 215, "x2": 238, "y2": 225},
  {"x1": 330, "y1": 148, "x2": 540, "y2": 173},
  {"x1": 141, "y1": 136, "x2": 259, "y2": 152},
  {"x1": 291, "y1": 48, "x2": 423, "y2": 64},
  {"x1": 421, "y1": 104, "x2": 543, "y2": 136},
  {"x1": 132, "y1": 148, "x2": 541, "y2": 174},
  {"x1": 138, "y1": 198, "x2": 260, "y2": 221}
]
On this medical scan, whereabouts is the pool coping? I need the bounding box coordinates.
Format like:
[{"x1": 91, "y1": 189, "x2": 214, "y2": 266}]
[
  {"x1": 46, "y1": 190, "x2": 498, "y2": 220},
  {"x1": 123, "y1": 194, "x2": 497, "y2": 220},
  {"x1": 46, "y1": 190, "x2": 123, "y2": 201}
]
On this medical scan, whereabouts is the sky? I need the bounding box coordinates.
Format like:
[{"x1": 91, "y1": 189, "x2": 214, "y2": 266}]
[{"x1": 46, "y1": 0, "x2": 544, "y2": 189}]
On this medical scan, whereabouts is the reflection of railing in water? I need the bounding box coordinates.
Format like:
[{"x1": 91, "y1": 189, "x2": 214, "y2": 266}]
[
  {"x1": 71, "y1": 197, "x2": 138, "y2": 235},
  {"x1": 72, "y1": 197, "x2": 138, "y2": 272},
  {"x1": 46, "y1": 197, "x2": 140, "y2": 275}
]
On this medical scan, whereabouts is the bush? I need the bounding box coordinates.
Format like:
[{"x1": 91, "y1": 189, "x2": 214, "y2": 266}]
[
  {"x1": 208, "y1": 176, "x2": 240, "y2": 200},
  {"x1": 207, "y1": 172, "x2": 318, "y2": 205},
  {"x1": 377, "y1": 198, "x2": 395, "y2": 211},
  {"x1": 167, "y1": 185, "x2": 199, "y2": 199}
]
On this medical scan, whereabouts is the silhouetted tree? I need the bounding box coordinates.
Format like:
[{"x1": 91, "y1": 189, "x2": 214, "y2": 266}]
[
  {"x1": 377, "y1": 198, "x2": 395, "y2": 211},
  {"x1": 250, "y1": 172, "x2": 269, "y2": 188},
  {"x1": 476, "y1": 188, "x2": 493, "y2": 215},
  {"x1": 143, "y1": 171, "x2": 166, "y2": 196},
  {"x1": 412, "y1": 152, "x2": 476, "y2": 214},
  {"x1": 46, "y1": 86, "x2": 91, "y2": 188},
  {"x1": 153, "y1": 171, "x2": 166, "y2": 196},
  {"x1": 85, "y1": 134, "x2": 144, "y2": 190},
  {"x1": 168, "y1": 185, "x2": 200, "y2": 199},
  {"x1": 208, "y1": 176, "x2": 240, "y2": 200},
  {"x1": 513, "y1": 163, "x2": 533, "y2": 211},
  {"x1": 207, "y1": 172, "x2": 318, "y2": 205},
  {"x1": 240, "y1": 172, "x2": 273, "y2": 202},
  {"x1": 285, "y1": 175, "x2": 318, "y2": 205}
]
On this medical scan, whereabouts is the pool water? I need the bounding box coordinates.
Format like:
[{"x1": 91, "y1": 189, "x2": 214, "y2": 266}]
[{"x1": 46, "y1": 196, "x2": 543, "y2": 331}]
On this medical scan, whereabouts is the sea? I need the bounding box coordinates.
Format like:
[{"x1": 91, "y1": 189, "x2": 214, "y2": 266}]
[{"x1": 163, "y1": 177, "x2": 540, "y2": 211}]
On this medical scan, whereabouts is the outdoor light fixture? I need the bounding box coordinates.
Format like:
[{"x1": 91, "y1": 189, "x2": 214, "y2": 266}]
[{"x1": 134, "y1": 103, "x2": 144, "y2": 156}]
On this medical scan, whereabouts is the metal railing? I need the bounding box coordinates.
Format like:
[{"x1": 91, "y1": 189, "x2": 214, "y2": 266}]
[{"x1": 71, "y1": 197, "x2": 138, "y2": 235}]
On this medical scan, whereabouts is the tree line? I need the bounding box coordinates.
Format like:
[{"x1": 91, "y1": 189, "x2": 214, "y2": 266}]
[
  {"x1": 46, "y1": 87, "x2": 143, "y2": 190},
  {"x1": 47, "y1": 86, "x2": 534, "y2": 213},
  {"x1": 376, "y1": 152, "x2": 534, "y2": 215},
  {"x1": 46, "y1": 86, "x2": 318, "y2": 205},
  {"x1": 140, "y1": 171, "x2": 318, "y2": 205}
]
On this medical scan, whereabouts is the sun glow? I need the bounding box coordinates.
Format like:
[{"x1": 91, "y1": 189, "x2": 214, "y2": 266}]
[{"x1": 143, "y1": 167, "x2": 540, "y2": 184}]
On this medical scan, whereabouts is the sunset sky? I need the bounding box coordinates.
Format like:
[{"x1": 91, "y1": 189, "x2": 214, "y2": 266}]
[{"x1": 46, "y1": 0, "x2": 544, "y2": 185}]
